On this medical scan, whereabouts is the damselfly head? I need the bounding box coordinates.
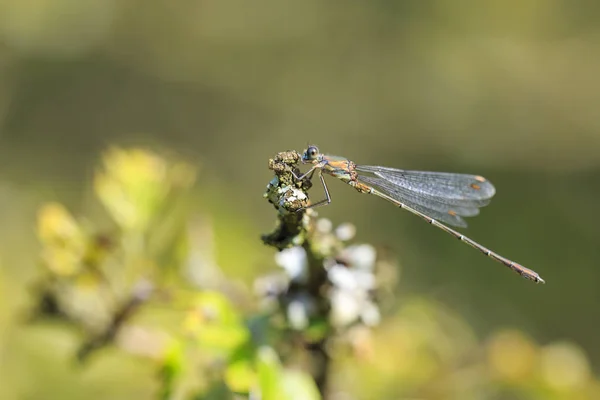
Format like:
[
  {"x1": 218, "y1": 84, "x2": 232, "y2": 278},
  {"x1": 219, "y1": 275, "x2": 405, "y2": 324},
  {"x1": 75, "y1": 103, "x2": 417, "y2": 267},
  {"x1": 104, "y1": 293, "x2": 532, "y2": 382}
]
[{"x1": 302, "y1": 145, "x2": 321, "y2": 163}]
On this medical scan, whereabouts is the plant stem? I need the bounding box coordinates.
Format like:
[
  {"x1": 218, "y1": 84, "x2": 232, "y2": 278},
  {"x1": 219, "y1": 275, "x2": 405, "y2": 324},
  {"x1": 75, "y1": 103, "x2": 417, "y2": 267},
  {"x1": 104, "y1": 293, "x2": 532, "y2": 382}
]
[{"x1": 262, "y1": 150, "x2": 333, "y2": 398}]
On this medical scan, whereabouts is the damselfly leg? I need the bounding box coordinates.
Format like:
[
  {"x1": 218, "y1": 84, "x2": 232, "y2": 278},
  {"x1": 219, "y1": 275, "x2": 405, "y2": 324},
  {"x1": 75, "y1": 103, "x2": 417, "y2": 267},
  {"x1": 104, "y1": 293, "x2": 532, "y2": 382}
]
[{"x1": 291, "y1": 168, "x2": 331, "y2": 211}]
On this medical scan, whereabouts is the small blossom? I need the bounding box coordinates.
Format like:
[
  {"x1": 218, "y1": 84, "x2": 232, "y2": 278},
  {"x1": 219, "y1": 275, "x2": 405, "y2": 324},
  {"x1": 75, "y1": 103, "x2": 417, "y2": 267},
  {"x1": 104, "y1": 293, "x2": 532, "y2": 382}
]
[
  {"x1": 316, "y1": 218, "x2": 333, "y2": 233},
  {"x1": 328, "y1": 256, "x2": 379, "y2": 328},
  {"x1": 328, "y1": 264, "x2": 358, "y2": 290},
  {"x1": 274, "y1": 247, "x2": 308, "y2": 282},
  {"x1": 328, "y1": 264, "x2": 375, "y2": 291},
  {"x1": 340, "y1": 244, "x2": 376, "y2": 271},
  {"x1": 287, "y1": 299, "x2": 311, "y2": 330},
  {"x1": 330, "y1": 289, "x2": 362, "y2": 327},
  {"x1": 285, "y1": 294, "x2": 316, "y2": 330},
  {"x1": 335, "y1": 223, "x2": 356, "y2": 241},
  {"x1": 360, "y1": 301, "x2": 381, "y2": 327}
]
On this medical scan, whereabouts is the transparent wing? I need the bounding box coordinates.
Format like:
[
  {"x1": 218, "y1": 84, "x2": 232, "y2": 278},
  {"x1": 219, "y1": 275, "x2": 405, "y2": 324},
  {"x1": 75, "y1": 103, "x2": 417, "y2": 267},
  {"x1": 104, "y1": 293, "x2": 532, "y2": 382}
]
[
  {"x1": 358, "y1": 175, "x2": 470, "y2": 227},
  {"x1": 356, "y1": 165, "x2": 495, "y2": 207},
  {"x1": 358, "y1": 171, "x2": 494, "y2": 228}
]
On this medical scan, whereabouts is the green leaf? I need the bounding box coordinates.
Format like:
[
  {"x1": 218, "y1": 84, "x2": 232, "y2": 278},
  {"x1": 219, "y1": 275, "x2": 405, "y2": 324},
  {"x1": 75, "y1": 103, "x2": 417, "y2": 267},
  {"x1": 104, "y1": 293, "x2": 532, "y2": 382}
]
[
  {"x1": 280, "y1": 370, "x2": 321, "y2": 400},
  {"x1": 183, "y1": 291, "x2": 250, "y2": 354},
  {"x1": 37, "y1": 203, "x2": 86, "y2": 276},
  {"x1": 304, "y1": 317, "x2": 330, "y2": 343},
  {"x1": 195, "y1": 380, "x2": 234, "y2": 400},
  {"x1": 256, "y1": 346, "x2": 283, "y2": 400},
  {"x1": 158, "y1": 340, "x2": 185, "y2": 400},
  {"x1": 255, "y1": 347, "x2": 321, "y2": 400},
  {"x1": 224, "y1": 359, "x2": 255, "y2": 394},
  {"x1": 94, "y1": 147, "x2": 196, "y2": 232}
]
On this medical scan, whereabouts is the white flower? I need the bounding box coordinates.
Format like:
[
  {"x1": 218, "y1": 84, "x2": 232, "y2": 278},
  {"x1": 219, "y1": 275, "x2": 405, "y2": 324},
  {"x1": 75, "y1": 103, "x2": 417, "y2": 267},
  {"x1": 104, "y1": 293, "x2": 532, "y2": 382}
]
[
  {"x1": 335, "y1": 223, "x2": 356, "y2": 241},
  {"x1": 360, "y1": 301, "x2": 381, "y2": 327},
  {"x1": 328, "y1": 264, "x2": 358, "y2": 290},
  {"x1": 341, "y1": 244, "x2": 376, "y2": 271},
  {"x1": 328, "y1": 260, "x2": 380, "y2": 328},
  {"x1": 316, "y1": 218, "x2": 333, "y2": 233},
  {"x1": 287, "y1": 298, "x2": 311, "y2": 330},
  {"x1": 330, "y1": 289, "x2": 362, "y2": 327},
  {"x1": 274, "y1": 246, "x2": 308, "y2": 282},
  {"x1": 330, "y1": 288, "x2": 381, "y2": 328},
  {"x1": 328, "y1": 264, "x2": 375, "y2": 291}
]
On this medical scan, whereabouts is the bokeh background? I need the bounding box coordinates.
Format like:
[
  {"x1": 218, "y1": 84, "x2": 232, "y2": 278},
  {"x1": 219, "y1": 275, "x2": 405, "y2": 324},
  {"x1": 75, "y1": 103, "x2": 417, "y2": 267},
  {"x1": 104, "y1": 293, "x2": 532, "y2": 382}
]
[{"x1": 0, "y1": 1, "x2": 599, "y2": 399}]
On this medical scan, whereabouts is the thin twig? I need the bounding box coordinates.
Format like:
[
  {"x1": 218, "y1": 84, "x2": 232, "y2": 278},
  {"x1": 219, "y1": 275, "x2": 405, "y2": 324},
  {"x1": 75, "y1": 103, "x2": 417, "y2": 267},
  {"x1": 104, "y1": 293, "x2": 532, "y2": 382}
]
[{"x1": 77, "y1": 280, "x2": 154, "y2": 362}]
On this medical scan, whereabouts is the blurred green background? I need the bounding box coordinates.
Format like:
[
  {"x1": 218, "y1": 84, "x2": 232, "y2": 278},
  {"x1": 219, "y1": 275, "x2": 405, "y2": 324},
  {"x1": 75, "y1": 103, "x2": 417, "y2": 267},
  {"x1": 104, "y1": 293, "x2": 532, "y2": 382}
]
[{"x1": 0, "y1": 0, "x2": 599, "y2": 399}]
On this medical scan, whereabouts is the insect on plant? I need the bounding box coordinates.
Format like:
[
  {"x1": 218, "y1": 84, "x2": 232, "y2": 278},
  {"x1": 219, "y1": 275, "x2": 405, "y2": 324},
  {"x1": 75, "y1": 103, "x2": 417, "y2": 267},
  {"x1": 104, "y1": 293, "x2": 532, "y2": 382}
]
[{"x1": 290, "y1": 145, "x2": 545, "y2": 284}]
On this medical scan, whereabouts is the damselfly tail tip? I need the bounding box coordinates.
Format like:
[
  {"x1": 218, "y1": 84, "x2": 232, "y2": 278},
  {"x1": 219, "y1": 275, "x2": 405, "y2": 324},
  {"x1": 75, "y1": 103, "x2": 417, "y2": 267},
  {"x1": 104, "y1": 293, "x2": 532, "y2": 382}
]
[{"x1": 527, "y1": 274, "x2": 545, "y2": 284}]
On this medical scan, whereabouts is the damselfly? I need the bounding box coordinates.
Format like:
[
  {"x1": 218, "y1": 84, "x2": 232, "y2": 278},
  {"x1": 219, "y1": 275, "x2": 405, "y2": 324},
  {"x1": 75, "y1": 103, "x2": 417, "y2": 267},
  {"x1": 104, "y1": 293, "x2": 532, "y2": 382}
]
[{"x1": 292, "y1": 145, "x2": 544, "y2": 284}]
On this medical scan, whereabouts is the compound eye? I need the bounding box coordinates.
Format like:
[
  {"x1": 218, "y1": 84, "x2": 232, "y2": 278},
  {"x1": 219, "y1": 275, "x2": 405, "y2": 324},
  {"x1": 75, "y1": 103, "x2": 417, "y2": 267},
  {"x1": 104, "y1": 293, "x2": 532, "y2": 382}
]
[{"x1": 307, "y1": 146, "x2": 319, "y2": 158}]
